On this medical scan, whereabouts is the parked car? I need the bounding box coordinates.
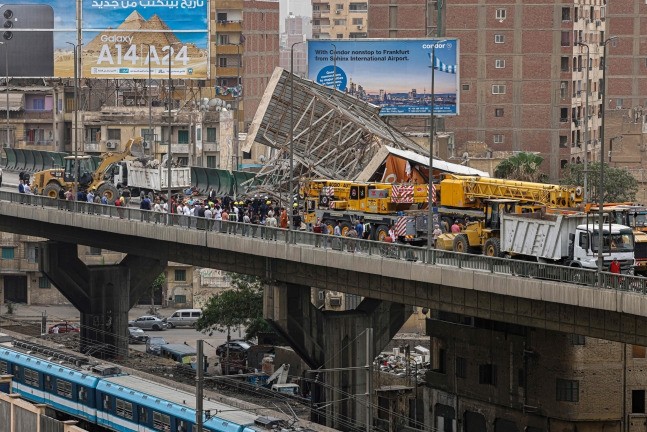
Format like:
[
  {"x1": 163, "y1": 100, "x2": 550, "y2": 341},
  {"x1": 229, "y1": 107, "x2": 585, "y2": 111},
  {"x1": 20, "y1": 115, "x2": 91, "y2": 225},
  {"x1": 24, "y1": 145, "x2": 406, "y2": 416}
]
[
  {"x1": 128, "y1": 327, "x2": 149, "y2": 344},
  {"x1": 48, "y1": 322, "x2": 80, "y2": 334},
  {"x1": 216, "y1": 340, "x2": 254, "y2": 356},
  {"x1": 128, "y1": 315, "x2": 168, "y2": 331},
  {"x1": 146, "y1": 336, "x2": 167, "y2": 355},
  {"x1": 163, "y1": 309, "x2": 202, "y2": 328}
]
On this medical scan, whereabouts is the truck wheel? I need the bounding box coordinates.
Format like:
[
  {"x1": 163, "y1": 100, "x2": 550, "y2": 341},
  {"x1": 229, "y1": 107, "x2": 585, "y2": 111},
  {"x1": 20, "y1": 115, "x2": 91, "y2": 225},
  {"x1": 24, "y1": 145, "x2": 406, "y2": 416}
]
[
  {"x1": 97, "y1": 183, "x2": 119, "y2": 204},
  {"x1": 484, "y1": 238, "x2": 501, "y2": 257},
  {"x1": 452, "y1": 234, "x2": 470, "y2": 253},
  {"x1": 340, "y1": 222, "x2": 352, "y2": 236},
  {"x1": 43, "y1": 183, "x2": 61, "y2": 198},
  {"x1": 375, "y1": 224, "x2": 389, "y2": 241}
]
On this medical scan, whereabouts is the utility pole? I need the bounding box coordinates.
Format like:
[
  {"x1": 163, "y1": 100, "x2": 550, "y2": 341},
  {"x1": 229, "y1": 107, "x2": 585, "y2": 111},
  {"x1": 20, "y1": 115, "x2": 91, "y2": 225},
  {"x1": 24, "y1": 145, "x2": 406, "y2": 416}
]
[{"x1": 196, "y1": 339, "x2": 204, "y2": 432}]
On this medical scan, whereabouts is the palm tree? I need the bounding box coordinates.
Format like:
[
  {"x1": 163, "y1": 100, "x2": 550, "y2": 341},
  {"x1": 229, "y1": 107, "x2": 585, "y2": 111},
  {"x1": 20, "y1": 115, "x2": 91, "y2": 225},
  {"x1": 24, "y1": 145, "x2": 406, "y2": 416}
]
[{"x1": 494, "y1": 152, "x2": 547, "y2": 182}]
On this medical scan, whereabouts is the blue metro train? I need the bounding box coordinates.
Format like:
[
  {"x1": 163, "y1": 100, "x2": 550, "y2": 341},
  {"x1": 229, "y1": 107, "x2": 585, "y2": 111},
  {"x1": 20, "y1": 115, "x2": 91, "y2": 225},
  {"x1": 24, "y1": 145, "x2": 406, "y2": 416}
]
[{"x1": 0, "y1": 342, "x2": 274, "y2": 432}]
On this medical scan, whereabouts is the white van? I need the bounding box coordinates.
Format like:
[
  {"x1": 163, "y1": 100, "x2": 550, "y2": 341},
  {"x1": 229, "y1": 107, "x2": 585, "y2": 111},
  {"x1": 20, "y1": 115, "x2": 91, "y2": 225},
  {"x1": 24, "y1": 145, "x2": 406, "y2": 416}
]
[{"x1": 164, "y1": 309, "x2": 202, "y2": 328}]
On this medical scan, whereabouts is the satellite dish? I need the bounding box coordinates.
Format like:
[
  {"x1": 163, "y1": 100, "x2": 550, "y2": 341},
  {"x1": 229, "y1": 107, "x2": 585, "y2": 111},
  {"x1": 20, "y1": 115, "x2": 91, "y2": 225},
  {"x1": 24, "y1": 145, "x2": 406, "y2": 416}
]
[
  {"x1": 222, "y1": 107, "x2": 228, "y2": 112},
  {"x1": 259, "y1": 154, "x2": 266, "y2": 163},
  {"x1": 208, "y1": 98, "x2": 220, "y2": 107},
  {"x1": 215, "y1": 106, "x2": 221, "y2": 112},
  {"x1": 226, "y1": 104, "x2": 231, "y2": 109}
]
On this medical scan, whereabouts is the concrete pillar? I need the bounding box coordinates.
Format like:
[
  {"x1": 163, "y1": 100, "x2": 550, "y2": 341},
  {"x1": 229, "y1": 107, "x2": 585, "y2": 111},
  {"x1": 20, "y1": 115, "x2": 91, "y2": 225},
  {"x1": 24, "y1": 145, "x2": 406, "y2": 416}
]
[
  {"x1": 39, "y1": 241, "x2": 166, "y2": 360},
  {"x1": 265, "y1": 283, "x2": 412, "y2": 431}
]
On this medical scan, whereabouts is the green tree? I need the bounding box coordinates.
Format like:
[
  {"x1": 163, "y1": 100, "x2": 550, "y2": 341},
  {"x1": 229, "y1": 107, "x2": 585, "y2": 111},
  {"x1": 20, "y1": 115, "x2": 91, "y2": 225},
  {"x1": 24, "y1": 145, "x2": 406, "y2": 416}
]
[
  {"x1": 196, "y1": 273, "x2": 273, "y2": 340},
  {"x1": 494, "y1": 152, "x2": 548, "y2": 183},
  {"x1": 560, "y1": 162, "x2": 638, "y2": 203},
  {"x1": 149, "y1": 273, "x2": 166, "y2": 315}
]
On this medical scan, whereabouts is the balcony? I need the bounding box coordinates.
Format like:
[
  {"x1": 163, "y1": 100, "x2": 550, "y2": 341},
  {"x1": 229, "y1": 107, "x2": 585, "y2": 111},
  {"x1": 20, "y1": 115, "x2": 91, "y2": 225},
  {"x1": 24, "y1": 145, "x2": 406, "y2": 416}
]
[
  {"x1": 84, "y1": 142, "x2": 102, "y2": 153},
  {"x1": 215, "y1": 67, "x2": 240, "y2": 77},
  {"x1": 312, "y1": 9, "x2": 330, "y2": 16},
  {"x1": 215, "y1": 45, "x2": 243, "y2": 55},
  {"x1": 312, "y1": 25, "x2": 331, "y2": 30},
  {"x1": 13, "y1": 110, "x2": 53, "y2": 120},
  {"x1": 215, "y1": 20, "x2": 242, "y2": 32},
  {"x1": 171, "y1": 144, "x2": 189, "y2": 154},
  {"x1": 203, "y1": 142, "x2": 219, "y2": 152}
]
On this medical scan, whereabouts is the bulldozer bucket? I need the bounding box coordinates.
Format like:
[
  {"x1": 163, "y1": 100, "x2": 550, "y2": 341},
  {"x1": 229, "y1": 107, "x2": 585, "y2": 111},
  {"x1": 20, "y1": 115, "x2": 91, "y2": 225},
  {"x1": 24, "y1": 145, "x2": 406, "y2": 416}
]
[
  {"x1": 190, "y1": 166, "x2": 209, "y2": 194},
  {"x1": 129, "y1": 140, "x2": 145, "y2": 158},
  {"x1": 232, "y1": 171, "x2": 256, "y2": 196}
]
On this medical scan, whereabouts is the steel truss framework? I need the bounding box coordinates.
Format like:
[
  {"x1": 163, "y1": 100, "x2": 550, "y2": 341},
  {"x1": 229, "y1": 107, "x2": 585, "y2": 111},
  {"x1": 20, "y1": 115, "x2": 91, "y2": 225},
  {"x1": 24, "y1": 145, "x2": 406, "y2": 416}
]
[{"x1": 243, "y1": 67, "x2": 428, "y2": 198}]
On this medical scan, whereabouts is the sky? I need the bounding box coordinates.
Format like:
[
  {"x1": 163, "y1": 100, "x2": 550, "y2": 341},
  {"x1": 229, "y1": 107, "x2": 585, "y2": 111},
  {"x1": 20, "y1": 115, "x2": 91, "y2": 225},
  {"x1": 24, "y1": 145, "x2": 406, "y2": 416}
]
[{"x1": 279, "y1": 0, "x2": 311, "y2": 33}]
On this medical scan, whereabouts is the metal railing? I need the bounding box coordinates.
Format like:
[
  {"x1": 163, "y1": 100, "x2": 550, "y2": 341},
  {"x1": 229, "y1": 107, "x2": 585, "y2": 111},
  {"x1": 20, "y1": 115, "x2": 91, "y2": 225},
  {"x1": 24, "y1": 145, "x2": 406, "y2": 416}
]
[{"x1": 2, "y1": 190, "x2": 646, "y2": 295}]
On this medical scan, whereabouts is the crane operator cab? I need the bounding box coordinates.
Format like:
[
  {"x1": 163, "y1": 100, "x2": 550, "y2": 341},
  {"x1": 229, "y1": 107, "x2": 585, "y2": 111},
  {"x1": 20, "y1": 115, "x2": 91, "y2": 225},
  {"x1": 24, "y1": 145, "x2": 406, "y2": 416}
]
[{"x1": 483, "y1": 199, "x2": 519, "y2": 231}]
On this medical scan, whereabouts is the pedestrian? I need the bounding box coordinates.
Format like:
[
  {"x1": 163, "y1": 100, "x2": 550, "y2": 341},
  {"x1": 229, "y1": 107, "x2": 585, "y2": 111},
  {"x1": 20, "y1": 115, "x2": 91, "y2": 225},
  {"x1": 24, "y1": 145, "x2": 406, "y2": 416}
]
[
  {"x1": 451, "y1": 220, "x2": 461, "y2": 233},
  {"x1": 314, "y1": 219, "x2": 323, "y2": 247},
  {"x1": 52, "y1": 325, "x2": 59, "y2": 335},
  {"x1": 243, "y1": 211, "x2": 251, "y2": 236},
  {"x1": 266, "y1": 212, "x2": 278, "y2": 240},
  {"x1": 121, "y1": 186, "x2": 131, "y2": 206},
  {"x1": 354, "y1": 219, "x2": 364, "y2": 252},
  {"x1": 610, "y1": 257, "x2": 621, "y2": 274},
  {"x1": 23, "y1": 182, "x2": 31, "y2": 195},
  {"x1": 58, "y1": 187, "x2": 65, "y2": 200},
  {"x1": 321, "y1": 220, "x2": 329, "y2": 249},
  {"x1": 140, "y1": 193, "x2": 151, "y2": 222},
  {"x1": 115, "y1": 196, "x2": 124, "y2": 219},
  {"x1": 334, "y1": 220, "x2": 342, "y2": 236},
  {"x1": 346, "y1": 224, "x2": 358, "y2": 253},
  {"x1": 65, "y1": 188, "x2": 74, "y2": 201},
  {"x1": 87, "y1": 188, "x2": 95, "y2": 203},
  {"x1": 101, "y1": 192, "x2": 109, "y2": 205},
  {"x1": 388, "y1": 224, "x2": 397, "y2": 242},
  {"x1": 280, "y1": 207, "x2": 288, "y2": 229},
  {"x1": 18, "y1": 179, "x2": 24, "y2": 193},
  {"x1": 432, "y1": 224, "x2": 443, "y2": 248}
]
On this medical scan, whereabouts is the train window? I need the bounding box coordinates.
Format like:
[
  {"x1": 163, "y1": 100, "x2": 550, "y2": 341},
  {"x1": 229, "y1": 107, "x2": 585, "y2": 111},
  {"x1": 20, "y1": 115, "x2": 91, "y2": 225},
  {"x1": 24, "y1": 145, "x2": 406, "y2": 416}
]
[
  {"x1": 12, "y1": 365, "x2": 20, "y2": 381},
  {"x1": 138, "y1": 406, "x2": 148, "y2": 425},
  {"x1": 177, "y1": 420, "x2": 188, "y2": 432},
  {"x1": 44, "y1": 375, "x2": 54, "y2": 391},
  {"x1": 24, "y1": 368, "x2": 38, "y2": 387},
  {"x1": 78, "y1": 386, "x2": 87, "y2": 403},
  {"x1": 57, "y1": 379, "x2": 72, "y2": 399},
  {"x1": 116, "y1": 398, "x2": 133, "y2": 420},
  {"x1": 0, "y1": 361, "x2": 6, "y2": 374},
  {"x1": 153, "y1": 411, "x2": 170, "y2": 431}
]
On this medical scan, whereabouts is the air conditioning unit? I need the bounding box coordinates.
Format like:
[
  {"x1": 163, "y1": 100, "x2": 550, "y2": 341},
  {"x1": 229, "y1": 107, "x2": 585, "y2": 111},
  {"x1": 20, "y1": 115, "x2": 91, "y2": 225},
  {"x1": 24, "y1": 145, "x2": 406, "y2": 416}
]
[
  {"x1": 576, "y1": 119, "x2": 582, "y2": 126},
  {"x1": 2, "y1": 143, "x2": 9, "y2": 148},
  {"x1": 106, "y1": 140, "x2": 118, "y2": 149},
  {"x1": 335, "y1": 9, "x2": 341, "y2": 13},
  {"x1": 357, "y1": 25, "x2": 363, "y2": 29}
]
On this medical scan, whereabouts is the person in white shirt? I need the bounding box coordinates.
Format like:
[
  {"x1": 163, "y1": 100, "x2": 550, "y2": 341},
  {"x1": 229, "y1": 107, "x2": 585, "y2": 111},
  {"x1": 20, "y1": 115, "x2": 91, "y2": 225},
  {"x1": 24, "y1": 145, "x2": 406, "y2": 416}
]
[{"x1": 23, "y1": 182, "x2": 31, "y2": 195}]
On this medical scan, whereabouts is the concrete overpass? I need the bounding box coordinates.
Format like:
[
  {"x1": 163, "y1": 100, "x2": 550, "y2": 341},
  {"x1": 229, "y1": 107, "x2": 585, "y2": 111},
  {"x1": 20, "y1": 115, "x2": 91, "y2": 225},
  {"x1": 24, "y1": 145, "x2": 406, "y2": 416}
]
[{"x1": 1, "y1": 192, "x2": 647, "y2": 430}]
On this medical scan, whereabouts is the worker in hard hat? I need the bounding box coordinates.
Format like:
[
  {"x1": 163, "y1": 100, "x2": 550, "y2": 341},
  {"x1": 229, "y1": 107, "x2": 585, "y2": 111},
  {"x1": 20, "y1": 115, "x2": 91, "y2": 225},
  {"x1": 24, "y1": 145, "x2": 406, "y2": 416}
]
[{"x1": 292, "y1": 202, "x2": 301, "y2": 230}]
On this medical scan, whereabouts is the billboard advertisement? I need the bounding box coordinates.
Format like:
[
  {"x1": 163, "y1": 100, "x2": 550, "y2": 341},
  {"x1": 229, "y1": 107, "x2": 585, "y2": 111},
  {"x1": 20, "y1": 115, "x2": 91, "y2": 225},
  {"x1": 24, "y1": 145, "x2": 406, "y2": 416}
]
[
  {"x1": 0, "y1": 1, "x2": 208, "y2": 79},
  {"x1": 307, "y1": 39, "x2": 459, "y2": 116}
]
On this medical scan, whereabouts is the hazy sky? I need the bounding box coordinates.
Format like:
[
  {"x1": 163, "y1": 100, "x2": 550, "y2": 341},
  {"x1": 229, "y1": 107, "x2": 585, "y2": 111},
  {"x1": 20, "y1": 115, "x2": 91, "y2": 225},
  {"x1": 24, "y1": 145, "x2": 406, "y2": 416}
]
[{"x1": 280, "y1": 0, "x2": 312, "y2": 32}]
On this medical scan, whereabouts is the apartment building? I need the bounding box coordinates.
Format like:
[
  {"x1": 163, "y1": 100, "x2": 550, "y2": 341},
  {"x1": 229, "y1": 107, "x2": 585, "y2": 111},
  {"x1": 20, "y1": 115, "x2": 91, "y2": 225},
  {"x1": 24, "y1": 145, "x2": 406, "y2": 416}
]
[
  {"x1": 425, "y1": 315, "x2": 647, "y2": 432},
  {"x1": 279, "y1": 14, "x2": 311, "y2": 78},
  {"x1": 367, "y1": 0, "x2": 437, "y2": 38},
  {"x1": 311, "y1": 0, "x2": 368, "y2": 40}
]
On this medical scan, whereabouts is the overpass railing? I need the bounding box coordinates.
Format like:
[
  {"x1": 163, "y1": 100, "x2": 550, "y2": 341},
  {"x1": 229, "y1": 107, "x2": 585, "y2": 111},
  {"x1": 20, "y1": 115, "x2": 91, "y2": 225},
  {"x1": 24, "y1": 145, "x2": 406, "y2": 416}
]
[{"x1": 2, "y1": 191, "x2": 645, "y2": 294}]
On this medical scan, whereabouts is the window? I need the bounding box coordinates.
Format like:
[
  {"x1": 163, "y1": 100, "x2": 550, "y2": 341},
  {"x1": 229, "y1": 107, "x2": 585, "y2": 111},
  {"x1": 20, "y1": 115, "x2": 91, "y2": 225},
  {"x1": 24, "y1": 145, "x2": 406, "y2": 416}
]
[
  {"x1": 562, "y1": 7, "x2": 571, "y2": 22},
  {"x1": 174, "y1": 295, "x2": 187, "y2": 303},
  {"x1": 633, "y1": 345, "x2": 646, "y2": 358},
  {"x1": 492, "y1": 85, "x2": 506, "y2": 94},
  {"x1": 456, "y1": 357, "x2": 466, "y2": 378},
  {"x1": 219, "y1": 34, "x2": 229, "y2": 45},
  {"x1": 219, "y1": 57, "x2": 227, "y2": 67},
  {"x1": 561, "y1": 57, "x2": 569, "y2": 72},
  {"x1": 560, "y1": 136, "x2": 568, "y2": 148},
  {"x1": 479, "y1": 364, "x2": 498, "y2": 385},
  {"x1": 495, "y1": 108, "x2": 504, "y2": 117},
  {"x1": 616, "y1": 98, "x2": 624, "y2": 108},
  {"x1": 352, "y1": 18, "x2": 363, "y2": 25},
  {"x1": 26, "y1": 243, "x2": 38, "y2": 263},
  {"x1": 561, "y1": 31, "x2": 570, "y2": 47},
  {"x1": 32, "y1": 99, "x2": 45, "y2": 110},
  {"x1": 560, "y1": 107, "x2": 569, "y2": 122},
  {"x1": 560, "y1": 82, "x2": 569, "y2": 99},
  {"x1": 349, "y1": 2, "x2": 368, "y2": 12},
  {"x1": 495, "y1": 9, "x2": 506, "y2": 20},
  {"x1": 633, "y1": 390, "x2": 645, "y2": 414},
  {"x1": 39, "y1": 277, "x2": 50, "y2": 289},
  {"x1": 0, "y1": 361, "x2": 6, "y2": 374},
  {"x1": 107, "y1": 129, "x2": 121, "y2": 140},
  {"x1": 178, "y1": 130, "x2": 189, "y2": 144},
  {"x1": 494, "y1": 134, "x2": 504, "y2": 144},
  {"x1": 206, "y1": 127, "x2": 216, "y2": 142},
  {"x1": 88, "y1": 127, "x2": 101, "y2": 143},
  {"x1": 336, "y1": 3, "x2": 344, "y2": 10},
  {"x1": 117, "y1": 399, "x2": 134, "y2": 420},
  {"x1": 57, "y1": 379, "x2": 73, "y2": 399},
  {"x1": 494, "y1": 34, "x2": 505, "y2": 44},
  {"x1": 243, "y1": 151, "x2": 251, "y2": 159},
  {"x1": 2, "y1": 247, "x2": 14, "y2": 259},
  {"x1": 556, "y1": 378, "x2": 579, "y2": 402},
  {"x1": 337, "y1": 34, "x2": 344, "y2": 38},
  {"x1": 175, "y1": 270, "x2": 186, "y2": 281},
  {"x1": 78, "y1": 386, "x2": 87, "y2": 403},
  {"x1": 217, "y1": 12, "x2": 227, "y2": 22},
  {"x1": 141, "y1": 128, "x2": 154, "y2": 142},
  {"x1": 103, "y1": 394, "x2": 112, "y2": 411},
  {"x1": 88, "y1": 247, "x2": 102, "y2": 256},
  {"x1": 495, "y1": 59, "x2": 505, "y2": 68},
  {"x1": 24, "y1": 368, "x2": 38, "y2": 387},
  {"x1": 570, "y1": 334, "x2": 586, "y2": 345},
  {"x1": 44, "y1": 375, "x2": 53, "y2": 391},
  {"x1": 153, "y1": 411, "x2": 171, "y2": 431},
  {"x1": 462, "y1": 84, "x2": 470, "y2": 91},
  {"x1": 518, "y1": 369, "x2": 525, "y2": 387},
  {"x1": 206, "y1": 155, "x2": 217, "y2": 168},
  {"x1": 333, "y1": 20, "x2": 346, "y2": 25}
]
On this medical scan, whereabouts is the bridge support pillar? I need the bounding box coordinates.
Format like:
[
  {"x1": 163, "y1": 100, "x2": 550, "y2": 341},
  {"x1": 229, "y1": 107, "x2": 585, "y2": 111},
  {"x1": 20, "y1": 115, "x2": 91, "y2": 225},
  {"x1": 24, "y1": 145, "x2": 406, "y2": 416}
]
[
  {"x1": 39, "y1": 241, "x2": 166, "y2": 360},
  {"x1": 265, "y1": 283, "x2": 411, "y2": 431}
]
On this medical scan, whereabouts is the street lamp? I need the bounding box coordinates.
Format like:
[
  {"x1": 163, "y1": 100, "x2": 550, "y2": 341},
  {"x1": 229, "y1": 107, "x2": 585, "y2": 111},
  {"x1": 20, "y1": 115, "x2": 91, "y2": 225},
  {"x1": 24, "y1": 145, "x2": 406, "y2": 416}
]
[
  {"x1": 167, "y1": 42, "x2": 182, "y2": 211},
  {"x1": 289, "y1": 40, "x2": 304, "y2": 233},
  {"x1": 0, "y1": 42, "x2": 8, "y2": 149},
  {"x1": 597, "y1": 35, "x2": 618, "y2": 282},
  {"x1": 426, "y1": 40, "x2": 447, "y2": 257},
  {"x1": 66, "y1": 42, "x2": 80, "y2": 199},
  {"x1": 576, "y1": 42, "x2": 589, "y2": 205},
  {"x1": 141, "y1": 43, "x2": 154, "y2": 157}
]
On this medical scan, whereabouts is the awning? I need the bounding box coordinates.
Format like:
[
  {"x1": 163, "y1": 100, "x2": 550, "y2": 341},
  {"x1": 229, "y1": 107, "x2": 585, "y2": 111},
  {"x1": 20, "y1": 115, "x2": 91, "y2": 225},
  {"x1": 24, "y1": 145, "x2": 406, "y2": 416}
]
[{"x1": 0, "y1": 93, "x2": 24, "y2": 111}]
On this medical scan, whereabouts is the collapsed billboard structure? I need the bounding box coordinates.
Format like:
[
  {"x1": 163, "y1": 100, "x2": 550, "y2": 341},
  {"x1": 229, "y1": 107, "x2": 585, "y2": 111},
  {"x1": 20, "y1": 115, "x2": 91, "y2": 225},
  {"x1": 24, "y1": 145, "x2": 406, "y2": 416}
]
[{"x1": 242, "y1": 67, "x2": 430, "y2": 199}]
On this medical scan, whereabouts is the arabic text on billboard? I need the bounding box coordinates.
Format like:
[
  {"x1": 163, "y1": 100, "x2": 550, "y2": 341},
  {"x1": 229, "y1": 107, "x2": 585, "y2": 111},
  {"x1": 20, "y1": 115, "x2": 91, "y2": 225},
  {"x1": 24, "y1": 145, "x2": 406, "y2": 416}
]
[
  {"x1": 307, "y1": 39, "x2": 460, "y2": 116},
  {"x1": 0, "y1": 1, "x2": 208, "y2": 79}
]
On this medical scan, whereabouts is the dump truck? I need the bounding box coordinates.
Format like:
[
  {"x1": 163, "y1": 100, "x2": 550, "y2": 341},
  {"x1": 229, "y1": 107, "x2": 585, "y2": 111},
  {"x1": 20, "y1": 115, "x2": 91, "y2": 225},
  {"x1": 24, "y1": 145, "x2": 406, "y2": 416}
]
[
  {"x1": 111, "y1": 158, "x2": 191, "y2": 197},
  {"x1": 500, "y1": 211, "x2": 635, "y2": 272},
  {"x1": 301, "y1": 179, "x2": 431, "y2": 243},
  {"x1": 32, "y1": 137, "x2": 146, "y2": 204}
]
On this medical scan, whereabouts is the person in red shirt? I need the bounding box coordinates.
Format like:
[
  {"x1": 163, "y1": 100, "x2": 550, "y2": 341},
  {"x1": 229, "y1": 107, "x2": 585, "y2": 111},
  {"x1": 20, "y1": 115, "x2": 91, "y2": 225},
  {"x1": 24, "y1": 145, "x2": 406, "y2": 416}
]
[{"x1": 610, "y1": 257, "x2": 621, "y2": 274}]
